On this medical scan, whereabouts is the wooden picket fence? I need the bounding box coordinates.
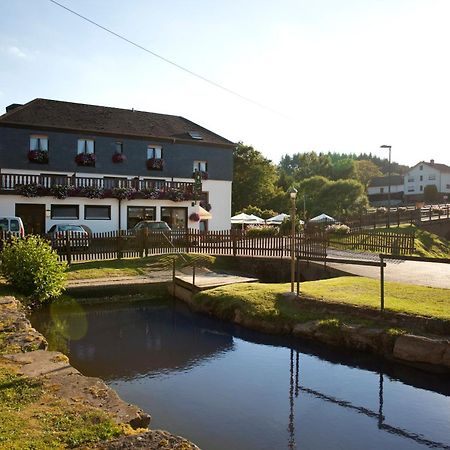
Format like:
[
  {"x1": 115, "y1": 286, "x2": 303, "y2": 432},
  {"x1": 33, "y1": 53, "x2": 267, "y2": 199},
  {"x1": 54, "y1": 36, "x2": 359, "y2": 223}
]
[
  {"x1": 47, "y1": 229, "x2": 328, "y2": 263},
  {"x1": 0, "y1": 228, "x2": 415, "y2": 263},
  {"x1": 328, "y1": 229, "x2": 415, "y2": 255}
]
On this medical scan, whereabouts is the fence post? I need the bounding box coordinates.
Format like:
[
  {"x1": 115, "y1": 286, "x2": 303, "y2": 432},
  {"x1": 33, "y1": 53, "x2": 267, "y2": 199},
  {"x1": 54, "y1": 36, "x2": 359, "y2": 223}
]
[
  {"x1": 296, "y1": 256, "x2": 300, "y2": 296},
  {"x1": 192, "y1": 263, "x2": 196, "y2": 293},
  {"x1": 232, "y1": 231, "x2": 237, "y2": 257},
  {"x1": 65, "y1": 231, "x2": 72, "y2": 265},
  {"x1": 380, "y1": 254, "x2": 384, "y2": 312},
  {"x1": 143, "y1": 228, "x2": 149, "y2": 257},
  {"x1": 118, "y1": 230, "x2": 124, "y2": 259}
]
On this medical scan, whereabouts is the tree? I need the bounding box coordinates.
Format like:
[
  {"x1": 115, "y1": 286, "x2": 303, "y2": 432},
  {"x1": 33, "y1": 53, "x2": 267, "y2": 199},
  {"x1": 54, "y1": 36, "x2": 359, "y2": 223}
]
[
  {"x1": 239, "y1": 205, "x2": 278, "y2": 220},
  {"x1": 279, "y1": 152, "x2": 332, "y2": 182},
  {"x1": 232, "y1": 143, "x2": 281, "y2": 213},
  {"x1": 319, "y1": 179, "x2": 369, "y2": 218},
  {"x1": 295, "y1": 176, "x2": 368, "y2": 218},
  {"x1": 424, "y1": 184, "x2": 439, "y2": 203},
  {"x1": 354, "y1": 160, "x2": 383, "y2": 187},
  {"x1": 331, "y1": 157, "x2": 356, "y2": 180}
]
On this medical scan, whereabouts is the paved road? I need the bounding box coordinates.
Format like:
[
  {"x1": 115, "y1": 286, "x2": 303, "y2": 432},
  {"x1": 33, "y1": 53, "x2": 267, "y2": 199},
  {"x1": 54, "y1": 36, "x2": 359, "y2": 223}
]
[{"x1": 326, "y1": 250, "x2": 450, "y2": 289}]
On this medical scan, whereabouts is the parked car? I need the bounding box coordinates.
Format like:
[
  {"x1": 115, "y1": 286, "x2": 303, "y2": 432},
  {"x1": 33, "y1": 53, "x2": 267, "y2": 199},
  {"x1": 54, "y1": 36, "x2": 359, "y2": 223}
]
[
  {"x1": 0, "y1": 216, "x2": 25, "y2": 237},
  {"x1": 47, "y1": 224, "x2": 89, "y2": 249},
  {"x1": 130, "y1": 221, "x2": 174, "y2": 245}
]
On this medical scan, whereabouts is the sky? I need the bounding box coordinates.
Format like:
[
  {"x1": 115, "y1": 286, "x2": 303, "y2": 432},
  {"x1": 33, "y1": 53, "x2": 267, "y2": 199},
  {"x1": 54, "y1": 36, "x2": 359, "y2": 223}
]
[{"x1": 1, "y1": 0, "x2": 450, "y2": 167}]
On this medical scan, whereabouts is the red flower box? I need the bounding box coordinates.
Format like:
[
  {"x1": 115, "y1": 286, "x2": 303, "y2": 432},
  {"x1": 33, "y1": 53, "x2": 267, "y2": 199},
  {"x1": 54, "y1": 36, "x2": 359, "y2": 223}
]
[
  {"x1": 147, "y1": 158, "x2": 164, "y2": 170},
  {"x1": 28, "y1": 150, "x2": 49, "y2": 164},
  {"x1": 112, "y1": 153, "x2": 127, "y2": 163},
  {"x1": 75, "y1": 153, "x2": 96, "y2": 166}
]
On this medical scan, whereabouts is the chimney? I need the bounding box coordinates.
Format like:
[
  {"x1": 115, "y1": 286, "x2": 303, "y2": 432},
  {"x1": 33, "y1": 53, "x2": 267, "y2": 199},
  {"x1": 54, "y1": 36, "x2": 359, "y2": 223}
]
[
  {"x1": 6, "y1": 103, "x2": 23, "y2": 113},
  {"x1": 430, "y1": 159, "x2": 435, "y2": 165}
]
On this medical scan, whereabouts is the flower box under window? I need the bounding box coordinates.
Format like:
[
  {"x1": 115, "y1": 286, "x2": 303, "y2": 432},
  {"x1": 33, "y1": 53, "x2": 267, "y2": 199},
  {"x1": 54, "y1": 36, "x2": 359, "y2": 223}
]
[
  {"x1": 147, "y1": 158, "x2": 164, "y2": 170},
  {"x1": 112, "y1": 153, "x2": 127, "y2": 163},
  {"x1": 28, "y1": 150, "x2": 49, "y2": 164},
  {"x1": 193, "y1": 170, "x2": 208, "y2": 180},
  {"x1": 75, "y1": 153, "x2": 96, "y2": 166}
]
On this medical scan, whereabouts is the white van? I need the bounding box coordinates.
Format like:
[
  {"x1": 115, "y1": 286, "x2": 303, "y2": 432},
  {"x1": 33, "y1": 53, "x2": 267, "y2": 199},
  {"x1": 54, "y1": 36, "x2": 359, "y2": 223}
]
[{"x1": 0, "y1": 217, "x2": 25, "y2": 237}]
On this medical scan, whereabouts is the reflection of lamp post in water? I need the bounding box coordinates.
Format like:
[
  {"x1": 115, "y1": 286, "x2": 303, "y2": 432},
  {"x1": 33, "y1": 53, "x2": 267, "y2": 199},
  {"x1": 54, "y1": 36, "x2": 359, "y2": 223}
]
[{"x1": 288, "y1": 187, "x2": 298, "y2": 293}]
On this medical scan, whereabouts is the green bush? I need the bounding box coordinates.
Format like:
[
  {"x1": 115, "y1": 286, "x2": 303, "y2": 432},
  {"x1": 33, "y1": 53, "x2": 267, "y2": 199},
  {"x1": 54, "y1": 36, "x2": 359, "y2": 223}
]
[
  {"x1": 246, "y1": 225, "x2": 278, "y2": 237},
  {"x1": 1, "y1": 236, "x2": 67, "y2": 303}
]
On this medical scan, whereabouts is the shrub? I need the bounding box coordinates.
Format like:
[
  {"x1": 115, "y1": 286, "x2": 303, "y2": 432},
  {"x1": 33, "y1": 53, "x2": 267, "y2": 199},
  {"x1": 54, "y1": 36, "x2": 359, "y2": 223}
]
[
  {"x1": 246, "y1": 225, "x2": 278, "y2": 237},
  {"x1": 1, "y1": 236, "x2": 67, "y2": 303},
  {"x1": 326, "y1": 224, "x2": 350, "y2": 235}
]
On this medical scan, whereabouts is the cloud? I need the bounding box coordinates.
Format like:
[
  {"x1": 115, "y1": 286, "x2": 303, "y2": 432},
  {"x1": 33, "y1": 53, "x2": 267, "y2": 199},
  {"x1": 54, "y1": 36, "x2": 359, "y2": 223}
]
[{"x1": 7, "y1": 45, "x2": 28, "y2": 59}]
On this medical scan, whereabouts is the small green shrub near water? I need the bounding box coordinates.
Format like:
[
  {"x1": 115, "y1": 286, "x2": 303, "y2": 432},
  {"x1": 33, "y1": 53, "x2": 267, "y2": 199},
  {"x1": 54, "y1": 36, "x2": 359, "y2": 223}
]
[{"x1": 1, "y1": 236, "x2": 67, "y2": 303}]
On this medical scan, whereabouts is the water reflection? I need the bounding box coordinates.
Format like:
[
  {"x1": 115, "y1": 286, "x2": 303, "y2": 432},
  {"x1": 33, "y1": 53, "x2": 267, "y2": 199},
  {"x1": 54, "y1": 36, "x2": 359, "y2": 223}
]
[{"x1": 31, "y1": 299, "x2": 450, "y2": 450}]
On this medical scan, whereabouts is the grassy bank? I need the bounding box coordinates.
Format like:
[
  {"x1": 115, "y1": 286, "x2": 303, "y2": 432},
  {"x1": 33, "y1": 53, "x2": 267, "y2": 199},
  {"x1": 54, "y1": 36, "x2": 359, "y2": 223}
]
[
  {"x1": 0, "y1": 358, "x2": 126, "y2": 449},
  {"x1": 194, "y1": 276, "x2": 450, "y2": 326}
]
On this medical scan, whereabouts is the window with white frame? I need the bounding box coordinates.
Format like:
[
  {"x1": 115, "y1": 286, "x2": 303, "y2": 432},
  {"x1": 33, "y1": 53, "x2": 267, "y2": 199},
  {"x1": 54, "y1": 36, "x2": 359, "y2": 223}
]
[
  {"x1": 408, "y1": 186, "x2": 414, "y2": 192},
  {"x1": 193, "y1": 160, "x2": 207, "y2": 172},
  {"x1": 429, "y1": 174, "x2": 436, "y2": 180},
  {"x1": 408, "y1": 177, "x2": 414, "y2": 182},
  {"x1": 30, "y1": 135, "x2": 48, "y2": 151},
  {"x1": 77, "y1": 139, "x2": 95, "y2": 154},
  {"x1": 420, "y1": 165, "x2": 423, "y2": 170},
  {"x1": 147, "y1": 145, "x2": 162, "y2": 159},
  {"x1": 446, "y1": 184, "x2": 450, "y2": 190},
  {"x1": 380, "y1": 187, "x2": 384, "y2": 193},
  {"x1": 420, "y1": 185, "x2": 423, "y2": 191}
]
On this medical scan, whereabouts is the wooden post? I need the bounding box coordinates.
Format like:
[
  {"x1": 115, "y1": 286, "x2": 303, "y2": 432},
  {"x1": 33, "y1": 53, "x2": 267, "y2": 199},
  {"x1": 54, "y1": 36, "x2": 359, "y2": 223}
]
[
  {"x1": 65, "y1": 231, "x2": 72, "y2": 265},
  {"x1": 143, "y1": 228, "x2": 149, "y2": 257},
  {"x1": 296, "y1": 256, "x2": 300, "y2": 296},
  {"x1": 192, "y1": 263, "x2": 196, "y2": 293},
  {"x1": 380, "y1": 254, "x2": 385, "y2": 312},
  {"x1": 232, "y1": 230, "x2": 237, "y2": 257}
]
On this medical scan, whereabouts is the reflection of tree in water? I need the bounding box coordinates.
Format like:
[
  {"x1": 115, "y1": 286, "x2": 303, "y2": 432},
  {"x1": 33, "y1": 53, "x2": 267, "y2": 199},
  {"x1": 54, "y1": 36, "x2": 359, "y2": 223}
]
[
  {"x1": 40, "y1": 318, "x2": 69, "y2": 354},
  {"x1": 34, "y1": 302, "x2": 234, "y2": 381}
]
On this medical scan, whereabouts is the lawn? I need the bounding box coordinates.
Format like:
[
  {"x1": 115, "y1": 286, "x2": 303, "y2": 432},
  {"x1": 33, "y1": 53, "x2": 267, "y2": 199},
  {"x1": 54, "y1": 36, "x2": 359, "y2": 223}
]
[
  {"x1": 66, "y1": 253, "x2": 221, "y2": 280},
  {"x1": 195, "y1": 276, "x2": 450, "y2": 322}
]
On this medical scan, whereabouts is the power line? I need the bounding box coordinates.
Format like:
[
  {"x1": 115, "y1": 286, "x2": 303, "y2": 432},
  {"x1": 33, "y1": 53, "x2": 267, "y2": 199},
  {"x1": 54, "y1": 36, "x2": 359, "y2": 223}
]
[{"x1": 48, "y1": 0, "x2": 288, "y2": 118}]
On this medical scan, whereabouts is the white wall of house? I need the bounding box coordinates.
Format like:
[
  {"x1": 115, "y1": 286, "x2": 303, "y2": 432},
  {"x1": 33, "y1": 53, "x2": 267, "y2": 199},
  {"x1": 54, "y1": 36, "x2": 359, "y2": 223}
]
[
  {"x1": 0, "y1": 169, "x2": 232, "y2": 233},
  {"x1": 367, "y1": 184, "x2": 404, "y2": 196},
  {"x1": 404, "y1": 163, "x2": 442, "y2": 196},
  {"x1": 201, "y1": 179, "x2": 232, "y2": 230}
]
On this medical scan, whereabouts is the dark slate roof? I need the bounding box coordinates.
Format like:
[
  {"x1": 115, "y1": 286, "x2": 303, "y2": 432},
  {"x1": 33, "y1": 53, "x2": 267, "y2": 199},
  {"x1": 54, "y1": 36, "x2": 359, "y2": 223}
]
[
  {"x1": 411, "y1": 161, "x2": 450, "y2": 173},
  {"x1": 0, "y1": 98, "x2": 234, "y2": 147},
  {"x1": 369, "y1": 175, "x2": 404, "y2": 187}
]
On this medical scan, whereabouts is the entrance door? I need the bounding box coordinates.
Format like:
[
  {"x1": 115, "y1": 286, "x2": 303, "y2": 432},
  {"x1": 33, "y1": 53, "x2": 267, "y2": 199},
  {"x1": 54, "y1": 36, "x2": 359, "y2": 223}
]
[{"x1": 15, "y1": 204, "x2": 46, "y2": 235}]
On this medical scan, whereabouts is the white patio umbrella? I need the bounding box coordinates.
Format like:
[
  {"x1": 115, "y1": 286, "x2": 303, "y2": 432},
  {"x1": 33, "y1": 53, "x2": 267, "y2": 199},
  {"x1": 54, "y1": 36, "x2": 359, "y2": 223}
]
[
  {"x1": 247, "y1": 214, "x2": 265, "y2": 224},
  {"x1": 309, "y1": 213, "x2": 336, "y2": 223},
  {"x1": 266, "y1": 213, "x2": 290, "y2": 224},
  {"x1": 231, "y1": 213, "x2": 252, "y2": 224}
]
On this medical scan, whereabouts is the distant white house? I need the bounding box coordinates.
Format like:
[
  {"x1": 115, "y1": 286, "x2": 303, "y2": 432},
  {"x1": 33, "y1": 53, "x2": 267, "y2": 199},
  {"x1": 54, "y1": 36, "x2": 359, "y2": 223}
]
[
  {"x1": 367, "y1": 175, "x2": 404, "y2": 206},
  {"x1": 368, "y1": 159, "x2": 450, "y2": 205},
  {"x1": 404, "y1": 160, "x2": 450, "y2": 202}
]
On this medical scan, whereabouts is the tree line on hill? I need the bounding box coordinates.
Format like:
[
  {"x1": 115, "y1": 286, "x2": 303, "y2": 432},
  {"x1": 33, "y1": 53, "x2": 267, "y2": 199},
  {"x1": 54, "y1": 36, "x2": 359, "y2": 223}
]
[{"x1": 232, "y1": 142, "x2": 409, "y2": 220}]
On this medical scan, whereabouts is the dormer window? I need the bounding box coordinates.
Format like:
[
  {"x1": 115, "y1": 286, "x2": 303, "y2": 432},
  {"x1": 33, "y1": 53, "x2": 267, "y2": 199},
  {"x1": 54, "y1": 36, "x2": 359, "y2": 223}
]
[
  {"x1": 30, "y1": 135, "x2": 48, "y2": 151},
  {"x1": 420, "y1": 165, "x2": 423, "y2": 170}
]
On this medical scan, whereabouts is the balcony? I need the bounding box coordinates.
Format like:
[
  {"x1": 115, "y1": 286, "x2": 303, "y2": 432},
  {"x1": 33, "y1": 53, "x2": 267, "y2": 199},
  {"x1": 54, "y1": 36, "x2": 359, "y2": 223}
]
[{"x1": 0, "y1": 173, "x2": 196, "y2": 202}]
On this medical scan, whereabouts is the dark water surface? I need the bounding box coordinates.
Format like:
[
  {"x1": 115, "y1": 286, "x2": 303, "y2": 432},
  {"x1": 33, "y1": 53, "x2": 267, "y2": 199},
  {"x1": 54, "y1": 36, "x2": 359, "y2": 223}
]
[{"x1": 31, "y1": 299, "x2": 450, "y2": 450}]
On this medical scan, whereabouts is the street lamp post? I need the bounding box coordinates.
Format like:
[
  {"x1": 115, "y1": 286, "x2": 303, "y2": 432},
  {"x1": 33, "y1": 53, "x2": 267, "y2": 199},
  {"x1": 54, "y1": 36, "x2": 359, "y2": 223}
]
[
  {"x1": 288, "y1": 187, "x2": 298, "y2": 293},
  {"x1": 380, "y1": 145, "x2": 392, "y2": 227}
]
